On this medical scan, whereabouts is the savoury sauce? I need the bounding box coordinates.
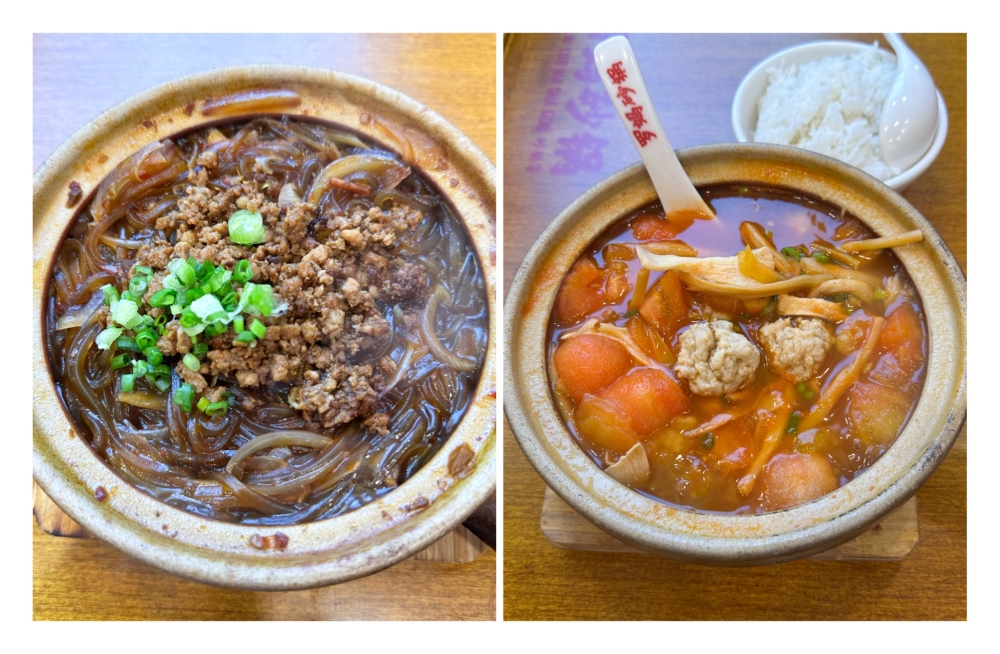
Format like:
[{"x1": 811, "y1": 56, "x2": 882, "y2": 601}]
[{"x1": 547, "y1": 185, "x2": 928, "y2": 514}]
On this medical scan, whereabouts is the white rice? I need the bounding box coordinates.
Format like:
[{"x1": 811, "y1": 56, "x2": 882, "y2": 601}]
[{"x1": 753, "y1": 43, "x2": 899, "y2": 181}]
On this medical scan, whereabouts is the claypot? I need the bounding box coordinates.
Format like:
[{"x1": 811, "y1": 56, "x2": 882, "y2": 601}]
[
  {"x1": 504, "y1": 143, "x2": 965, "y2": 566},
  {"x1": 33, "y1": 65, "x2": 496, "y2": 589}
]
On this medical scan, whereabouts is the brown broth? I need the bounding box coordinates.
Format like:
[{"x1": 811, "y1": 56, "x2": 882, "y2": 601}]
[{"x1": 547, "y1": 184, "x2": 927, "y2": 514}]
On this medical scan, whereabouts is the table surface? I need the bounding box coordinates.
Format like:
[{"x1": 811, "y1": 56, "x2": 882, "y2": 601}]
[
  {"x1": 33, "y1": 33, "x2": 496, "y2": 621},
  {"x1": 502, "y1": 33, "x2": 966, "y2": 621}
]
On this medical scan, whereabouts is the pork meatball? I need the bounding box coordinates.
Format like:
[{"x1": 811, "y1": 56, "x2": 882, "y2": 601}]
[
  {"x1": 758, "y1": 317, "x2": 832, "y2": 383},
  {"x1": 675, "y1": 321, "x2": 760, "y2": 396}
]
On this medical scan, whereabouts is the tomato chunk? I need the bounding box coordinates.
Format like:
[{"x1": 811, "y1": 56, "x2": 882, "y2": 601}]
[
  {"x1": 554, "y1": 257, "x2": 606, "y2": 325},
  {"x1": 574, "y1": 394, "x2": 639, "y2": 454},
  {"x1": 847, "y1": 381, "x2": 912, "y2": 445},
  {"x1": 705, "y1": 417, "x2": 754, "y2": 477},
  {"x1": 631, "y1": 214, "x2": 678, "y2": 241},
  {"x1": 881, "y1": 303, "x2": 925, "y2": 372},
  {"x1": 759, "y1": 453, "x2": 839, "y2": 511},
  {"x1": 599, "y1": 368, "x2": 691, "y2": 436},
  {"x1": 639, "y1": 270, "x2": 689, "y2": 338},
  {"x1": 554, "y1": 334, "x2": 633, "y2": 403}
]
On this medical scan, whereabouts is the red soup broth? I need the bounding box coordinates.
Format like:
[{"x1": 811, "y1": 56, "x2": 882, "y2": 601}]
[{"x1": 547, "y1": 184, "x2": 927, "y2": 514}]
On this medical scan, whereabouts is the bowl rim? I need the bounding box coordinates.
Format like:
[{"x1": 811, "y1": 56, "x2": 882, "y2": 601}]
[
  {"x1": 729, "y1": 39, "x2": 949, "y2": 192},
  {"x1": 504, "y1": 142, "x2": 966, "y2": 565},
  {"x1": 33, "y1": 64, "x2": 497, "y2": 589}
]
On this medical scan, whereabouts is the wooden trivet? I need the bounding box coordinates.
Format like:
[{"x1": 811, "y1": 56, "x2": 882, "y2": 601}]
[
  {"x1": 33, "y1": 481, "x2": 487, "y2": 564},
  {"x1": 541, "y1": 487, "x2": 918, "y2": 561}
]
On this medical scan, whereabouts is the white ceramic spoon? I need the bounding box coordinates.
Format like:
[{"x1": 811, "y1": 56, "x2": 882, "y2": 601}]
[
  {"x1": 594, "y1": 36, "x2": 714, "y2": 219},
  {"x1": 879, "y1": 33, "x2": 939, "y2": 173}
]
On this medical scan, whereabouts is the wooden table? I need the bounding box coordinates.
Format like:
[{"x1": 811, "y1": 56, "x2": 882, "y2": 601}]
[
  {"x1": 503, "y1": 33, "x2": 966, "y2": 621},
  {"x1": 33, "y1": 33, "x2": 496, "y2": 621}
]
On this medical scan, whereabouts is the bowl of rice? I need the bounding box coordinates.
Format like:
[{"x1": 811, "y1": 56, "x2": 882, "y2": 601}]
[{"x1": 731, "y1": 40, "x2": 948, "y2": 192}]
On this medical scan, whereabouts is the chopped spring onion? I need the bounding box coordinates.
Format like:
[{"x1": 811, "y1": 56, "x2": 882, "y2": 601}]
[
  {"x1": 250, "y1": 318, "x2": 266, "y2": 339},
  {"x1": 144, "y1": 347, "x2": 163, "y2": 366},
  {"x1": 238, "y1": 282, "x2": 279, "y2": 317},
  {"x1": 129, "y1": 276, "x2": 149, "y2": 297},
  {"x1": 182, "y1": 353, "x2": 201, "y2": 371},
  {"x1": 197, "y1": 397, "x2": 210, "y2": 412},
  {"x1": 134, "y1": 265, "x2": 153, "y2": 276},
  {"x1": 234, "y1": 316, "x2": 245, "y2": 334},
  {"x1": 812, "y1": 252, "x2": 831, "y2": 264},
  {"x1": 167, "y1": 258, "x2": 196, "y2": 286},
  {"x1": 236, "y1": 330, "x2": 256, "y2": 343},
  {"x1": 193, "y1": 342, "x2": 209, "y2": 358},
  {"x1": 228, "y1": 209, "x2": 267, "y2": 245},
  {"x1": 781, "y1": 247, "x2": 802, "y2": 261},
  {"x1": 154, "y1": 377, "x2": 171, "y2": 393},
  {"x1": 786, "y1": 411, "x2": 801, "y2": 434},
  {"x1": 101, "y1": 284, "x2": 119, "y2": 305},
  {"x1": 95, "y1": 326, "x2": 123, "y2": 350},
  {"x1": 148, "y1": 288, "x2": 176, "y2": 307},
  {"x1": 121, "y1": 374, "x2": 135, "y2": 392},
  {"x1": 205, "y1": 401, "x2": 228, "y2": 416},
  {"x1": 111, "y1": 299, "x2": 139, "y2": 327},
  {"x1": 110, "y1": 353, "x2": 131, "y2": 370},
  {"x1": 173, "y1": 383, "x2": 194, "y2": 412},
  {"x1": 135, "y1": 329, "x2": 157, "y2": 350},
  {"x1": 233, "y1": 260, "x2": 252, "y2": 283},
  {"x1": 150, "y1": 363, "x2": 171, "y2": 377},
  {"x1": 700, "y1": 433, "x2": 715, "y2": 450},
  {"x1": 133, "y1": 360, "x2": 150, "y2": 377},
  {"x1": 195, "y1": 259, "x2": 216, "y2": 282},
  {"x1": 190, "y1": 294, "x2": 226, "y2": 322},
  {"x1": 180, "y1": 309, "x2": 200, "y2": 329},
  {"x1": 115, "y1": 335, "x2": 140, "y2": 351}
]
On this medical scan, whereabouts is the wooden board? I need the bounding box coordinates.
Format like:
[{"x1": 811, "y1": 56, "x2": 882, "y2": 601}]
[
  {"x1": 33, "y1": 481, "x2": 487, "y2": 564},
  {"x1": 541, "y1": 487, "x2": 918, "y2": 561}
]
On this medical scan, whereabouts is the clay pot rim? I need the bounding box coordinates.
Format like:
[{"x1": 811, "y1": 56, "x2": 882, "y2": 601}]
[
  {"x1": 504, "y1": 143, "x2": 965, "y2": 565},
  {"x1": 33, "y1": 64, "x2": 497, "y2": 589}
]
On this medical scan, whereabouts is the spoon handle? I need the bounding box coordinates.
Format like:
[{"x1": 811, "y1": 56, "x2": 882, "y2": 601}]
[{"x1": 594, "y1": 36, "x2": 713, "y2": 218}]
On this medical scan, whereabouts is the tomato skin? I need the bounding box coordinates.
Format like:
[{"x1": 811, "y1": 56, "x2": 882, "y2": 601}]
[
  {"x1": 554, "y1": 257, "x2": 607, "y2": 326},
  {"x1": 599, "y1": 368, "x2": 691, "y2": 436},
  {"x1": 881, "y1": 303, "x2": 925, "y2": 372},
  {"x1": 574, "y1": 394, "x2": 639, "y2": 454},
  {"x1": 759, "y1": 453, "x2": 839, "y2": 511},
  {"x1": 554, "y1": 334, "x2": 633, "y2": 403},
  {"x1": 847, "y1": 381, "x2": 912, "y2": 445},
  {"x1": 639, "y1": 271, "x2": 689, "y2": 339},
  {"x1": 631, "y1": 214, "x2": 678, "y2": 241}
]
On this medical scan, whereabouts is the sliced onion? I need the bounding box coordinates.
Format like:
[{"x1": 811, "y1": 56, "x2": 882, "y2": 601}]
[
  {"x1": 56, "y1": 292, "x2": 104, "y2": 330},
  {"x1": 201, "y1": 89, "x2": 302, "y2": 117},
  {"x1": 117, "y1": 391, "x2": 167, "y2": 411},
  {"x1": 226, "y1": 430, "x2": 332, "y2": 474},
  {"x1": 418, "y1": 286, "x2": 477, "y2": 372},
  {"x1": 277, "y1": 183, "x2": 302, "y2": 208},
  {"x1": 306, "y1": 154, "x2": 410, "y2": 204}
]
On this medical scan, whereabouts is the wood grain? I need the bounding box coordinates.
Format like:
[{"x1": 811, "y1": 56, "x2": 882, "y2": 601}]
[
  {"x1": 503, "y1": 33, "x2": 966, "y2": 621},
  {"x1": 541, "y1": 488, "x2": 919, "y2": 561},
  {"x1": 33, "y1": 33, "x2": 496, "y2": 621}
]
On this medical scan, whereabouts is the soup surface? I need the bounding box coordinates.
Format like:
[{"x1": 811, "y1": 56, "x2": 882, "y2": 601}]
[
  {"x1": 548, "y1": 185, "x2": 927, "y2": 514},
  {"x1": 45, "y1": 116, "x2": 487, "y2": 525}
]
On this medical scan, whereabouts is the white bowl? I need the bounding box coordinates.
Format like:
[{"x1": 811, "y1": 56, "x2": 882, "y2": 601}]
[{"x1": 731, "y1": 40, "x2": 948, "y2": 192}]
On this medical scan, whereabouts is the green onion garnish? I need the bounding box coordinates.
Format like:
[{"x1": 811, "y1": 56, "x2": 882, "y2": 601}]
[
  {"x1": 195, "y1": 259, "x2": 216, "y2": 282},
  {"x1": 250, "y1": 319, "x2": 266, "y2": 339},
  {"x1": 233, "y1": 260, "x2": 252, "y2": 283},
  {"x1": 111, "y1": 353, "x2": 131, "y2": 370},
  {"x1": 101, "y1": 284, "x2": 119, "y2": 305},
  {"x1": 134, "y1": 265, "x2": 153, "y2": 276},
  {"x1": 193, "y1": 342, "x2": 209, "y2": 358},
  {"x1": 135, "y1": 329, "x2": 157, "y2": 350},
  {"x1": 115, "y1": 335, "x2": 140, "y2": 351},
  {"x1": 205, "y1": 401, "x2": 228, "y2": 416},
  {"x1": 700, "y1": 433, "x2": 715, "y2": 450},
  {"x1": 197, "y1": 397, "x2": 210, "y2": 412},
  {"x1": 182, "y1": 353, "x2": 201, "y2": 371},
  {"x1": 786, "y1": 411, "x2": 801, "y2": 434},
  {"x1": 173, "y1": 383, "x2": 194, "y2": 412},
  {"x1": 148, "y1": 288, "x2": 176, "y2": 307},
  {"x1": 168, "y1": 258, "x2": 197, "y2": 286},
  {"x1": 133, "y1": 359, "x2": 150, "y2": 377},
  {"x1": 129, "y1": 276, "x2": 149, "y2": 297},
  {"x1": 228, "y1": 209, "x2": 267, "y2": 245},
  {"x1": 234, "y1": 316, "x2": 245, "y2": 334},
  {"x1": 121, "y1": 374, "x2": 135, "y2": 392},
  {"x1": 95, "y1": 326, "x2": 123, "y2": 351},
  {"x1": 111, "y1": 299, "x2": 139, "y2": 327},
  {"x1": 180, "y1": 309, "x2": 200, "y2": 329},
  {"x1": 154, "y1": 378, "x2": 171, "y2": 393},
  {"x1": 144, "y1": 347, "x2": 163, "y2": 366},
  {"x1": 781, "y1": 247, "x2": 802, "y2": 261},
  {"x1": 119, "y1": 290, "x2": 133, "y2": 302},
  {"x1": 236, "y1": 330, "x2": 256, "y2": 343},
  {"x1": 812, "y1": 252, "x2": 831, "y2": 264},
  {"x1": 151, "y1": 363, "x2": 172, "y2": 377}
]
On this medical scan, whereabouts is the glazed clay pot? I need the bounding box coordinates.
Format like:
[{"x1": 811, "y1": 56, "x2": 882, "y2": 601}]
[
  {"x1": 504, "y1": 143, "x2": 965, "y2": 566},
  {"x1": 33, "y1": 65, "x2": 496, "y2": 589}
]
